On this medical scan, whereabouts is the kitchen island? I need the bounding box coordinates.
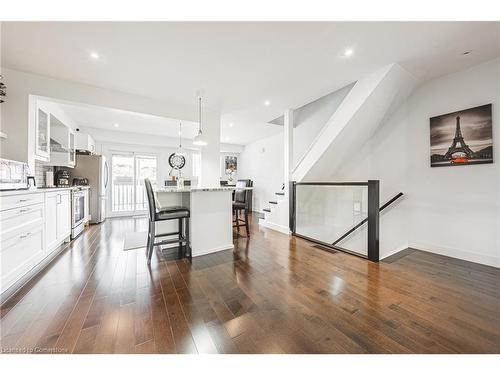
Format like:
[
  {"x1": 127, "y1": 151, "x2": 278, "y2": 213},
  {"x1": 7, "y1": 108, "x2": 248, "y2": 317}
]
[{"x1": 155, "y1": 186, "x2": 236, "y2": 257}]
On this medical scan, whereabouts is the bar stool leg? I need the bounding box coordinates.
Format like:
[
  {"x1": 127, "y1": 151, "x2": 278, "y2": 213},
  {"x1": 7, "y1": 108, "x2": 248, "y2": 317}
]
[
  {"x1": 146, "y1": 220, "x2": 152, "y2": 258},
  {"x1": 244, "y1": 209, "x2": 250, "y2": 237},
  {"x1": 236, "y1": 209, "x2": 240, "y2": 233},
  {"x1": 147, "y1": 221, "x2": 155, "y2": 265},
  {"x1": 185, "y1": 217, "x2": 191, "y2": 257}
]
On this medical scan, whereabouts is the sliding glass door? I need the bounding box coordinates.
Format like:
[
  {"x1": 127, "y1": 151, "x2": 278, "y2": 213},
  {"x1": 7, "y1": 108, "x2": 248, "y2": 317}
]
[{"x1": 111, "y1": 152, "x2": 157, "y2": 215}]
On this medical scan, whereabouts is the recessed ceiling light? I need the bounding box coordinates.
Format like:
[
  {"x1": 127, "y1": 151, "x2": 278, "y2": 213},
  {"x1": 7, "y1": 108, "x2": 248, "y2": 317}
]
[
  {"x1": 264, "y1": 100, "x2": 270, "y2": 106},
  {"x1": 343, "y1": 48, "x2": 354, "y2": 57},
  {"x1": 90, "y1": 52, "x2": 100, "y2": 60},
  {"x1": 229, "y1": 123, "x2": 234, "y2": 127},
  {"x1": 113, "y1": 123, "x2": 119, "y2": 128}
]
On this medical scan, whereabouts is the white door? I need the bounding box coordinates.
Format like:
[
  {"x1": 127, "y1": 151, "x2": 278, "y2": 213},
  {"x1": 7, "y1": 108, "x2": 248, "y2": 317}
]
[
  {"x1": 111, "y1": 153, "x2": 157, "y2": 215},
  {"x1": 57, "y1": 192, "x2": 71, "y2": 240}
]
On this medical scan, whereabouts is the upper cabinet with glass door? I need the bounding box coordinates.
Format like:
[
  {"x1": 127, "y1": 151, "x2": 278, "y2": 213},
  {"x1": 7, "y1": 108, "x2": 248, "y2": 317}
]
[
  {"x1": 43, "y1": 114, "x2": 76, "y2": 168},
  {"x1": 35, "y1": 106, "x2": 51, "y2": 160},
  {"x1": 68, "y1": 131, "x2": 76, "y2": 167}
]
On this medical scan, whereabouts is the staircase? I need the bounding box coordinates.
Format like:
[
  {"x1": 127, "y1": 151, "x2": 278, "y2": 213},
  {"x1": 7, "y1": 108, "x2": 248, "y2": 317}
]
[
  {"x1": 259, "y1": 63, "x2": 416, "y2": 235},
  {"x1": 259, "y1": 189, "x2": 290, "y2": 234}
]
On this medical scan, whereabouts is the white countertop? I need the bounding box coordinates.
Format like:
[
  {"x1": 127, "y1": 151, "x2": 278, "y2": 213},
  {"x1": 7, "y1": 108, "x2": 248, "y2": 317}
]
[{"x1": 0, "y1": 186, "x2": 90, "y2": 196}]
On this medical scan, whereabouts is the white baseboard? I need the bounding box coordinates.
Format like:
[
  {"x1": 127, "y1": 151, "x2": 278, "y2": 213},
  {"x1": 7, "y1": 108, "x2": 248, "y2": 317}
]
[
  {"x1": 259, "y1": 219, "x2": 291, "y2": 235},
  {"x1": 410, "y1": 241, "x2": 500, "y2": 268},
  {"x1": 192, "y1": 243, "x2": 235, "y2": 257},
  {"x1": 380, "y1": 244, "x2": 410, "y2": 260}
]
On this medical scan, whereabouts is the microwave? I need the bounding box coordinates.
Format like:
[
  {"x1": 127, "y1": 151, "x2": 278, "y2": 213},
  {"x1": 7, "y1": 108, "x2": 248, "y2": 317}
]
[{"x1": 0, "y1": 158, "x2": 30, "y2": 190}]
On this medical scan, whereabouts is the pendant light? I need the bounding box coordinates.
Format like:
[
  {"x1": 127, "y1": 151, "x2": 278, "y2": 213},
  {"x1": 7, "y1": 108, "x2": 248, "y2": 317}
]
[{"x1": 193, "y1": 96, "x2": 208, "y2": 146}]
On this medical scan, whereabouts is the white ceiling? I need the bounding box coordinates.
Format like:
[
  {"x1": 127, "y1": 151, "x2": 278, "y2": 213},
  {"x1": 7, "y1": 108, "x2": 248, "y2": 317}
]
[
  {"x1": 41, "y1": 99, "x2": 200, "y2": 139},
  {"x1": 2, "y1": 22, "x2": 500, "y2": 144}
]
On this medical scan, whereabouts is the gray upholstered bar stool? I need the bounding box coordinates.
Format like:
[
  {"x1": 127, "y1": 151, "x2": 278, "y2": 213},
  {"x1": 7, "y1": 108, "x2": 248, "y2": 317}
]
[{"x1": 144, "y1": 178, "x2": 190, "y2": 264}]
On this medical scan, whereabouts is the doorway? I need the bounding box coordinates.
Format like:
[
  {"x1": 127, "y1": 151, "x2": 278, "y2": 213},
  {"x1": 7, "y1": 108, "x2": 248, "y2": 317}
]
[{"x1": 110, "y1": 152, "x2": 157, "y2": 216}]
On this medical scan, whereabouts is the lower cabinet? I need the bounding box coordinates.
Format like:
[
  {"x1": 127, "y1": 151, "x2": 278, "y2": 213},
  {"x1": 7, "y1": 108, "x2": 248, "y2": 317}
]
[
  {"x1": 1, "y1": 190, "x2": 72, "y2": 297},
  {"x1": 45, "y1": 190, "x2": 71, "y2": 253},
  {"x1": 1, "y1": 223, "x2": 45, "y2": 291}
]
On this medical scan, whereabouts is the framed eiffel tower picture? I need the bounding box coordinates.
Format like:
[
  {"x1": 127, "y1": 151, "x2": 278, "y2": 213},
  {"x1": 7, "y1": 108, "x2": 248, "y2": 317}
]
[{"x1": 430, "y1": 104, "x2": 493, "y2": 167}]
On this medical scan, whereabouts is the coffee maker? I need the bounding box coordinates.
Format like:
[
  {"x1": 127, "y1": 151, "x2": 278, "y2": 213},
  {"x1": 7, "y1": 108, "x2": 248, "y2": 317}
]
[{"x1": 55, "y1": 170, "x2": 70, "y2": 187}]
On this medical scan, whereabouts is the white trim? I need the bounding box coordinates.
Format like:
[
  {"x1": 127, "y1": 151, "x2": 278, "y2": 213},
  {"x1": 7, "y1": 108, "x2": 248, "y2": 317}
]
[
  {"x1": 380, "y1": 244, "x2": 410, "y2": 260},
  {"x1": 410, "y1": 241, "x2": 500, "y2": 268},
  {"x1": 258, "y1": 219, "x2": 291, "y2": 235},
  {"x1": 192, "y1": 243, "x2": 234, "y2": 257}
]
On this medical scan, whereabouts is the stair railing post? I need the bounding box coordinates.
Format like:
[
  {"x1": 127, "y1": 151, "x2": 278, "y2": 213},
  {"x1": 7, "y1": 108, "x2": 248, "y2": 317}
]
[
  {"x1": 367, "y1": 180, "x2": 380, "y2": 262},
  {"x1": 289, "y1": 181, "x2": 296, "y2": 234}
]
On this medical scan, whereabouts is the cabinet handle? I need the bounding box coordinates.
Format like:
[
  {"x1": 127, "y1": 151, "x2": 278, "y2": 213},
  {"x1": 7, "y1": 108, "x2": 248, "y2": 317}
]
[
  {"x1": 19, "y1": 199, "x2": 29, "y2": 202},
  {"x1": 19, "y1": 208, "x2": 31, "y2": 213},
  {"x1": 20, "y1": 232, "x2": 32, "y2": 239}
]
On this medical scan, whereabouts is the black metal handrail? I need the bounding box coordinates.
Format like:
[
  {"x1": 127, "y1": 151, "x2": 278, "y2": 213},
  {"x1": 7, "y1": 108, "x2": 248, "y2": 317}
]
[{"x1": 332, "y1": 192, "x2": 404, "y2": 246}]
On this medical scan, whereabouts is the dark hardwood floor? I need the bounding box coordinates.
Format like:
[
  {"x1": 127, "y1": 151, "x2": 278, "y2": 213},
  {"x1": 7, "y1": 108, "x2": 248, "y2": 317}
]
[{"x1": 1, "y1": 214, "x2": 499, "y2": 354}]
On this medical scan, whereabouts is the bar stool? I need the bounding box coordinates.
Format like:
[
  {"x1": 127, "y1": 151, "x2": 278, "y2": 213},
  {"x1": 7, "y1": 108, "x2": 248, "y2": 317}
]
[
  {"x1": 233, "y1": 179, "x2": 252, "y2": 237},
  {"x1": 144, "y1": 178, "x2": 190, "y2": 264}
]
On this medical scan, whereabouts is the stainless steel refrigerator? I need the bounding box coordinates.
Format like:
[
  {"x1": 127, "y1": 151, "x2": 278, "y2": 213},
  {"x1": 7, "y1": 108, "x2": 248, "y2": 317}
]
[{"x1": 72, "y1": 154, "x2": 108, "y2": 224}]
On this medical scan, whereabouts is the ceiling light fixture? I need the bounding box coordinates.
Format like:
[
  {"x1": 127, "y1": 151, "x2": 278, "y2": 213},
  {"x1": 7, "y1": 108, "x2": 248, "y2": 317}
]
[
  {"x1": 90, "y1": 52, "x2": 100, "y2": 60},
  {"x1": 229, "y1": 123, "x2": 234, "y2": 127},
  {"x1": 193, "y1": 96, "x2": 208, "y2": 146},
  {"x1": 264, "y1": 100, "x2": 270, "y2": 106},
  {"x1": 113, "y1": 123, "x2": 119, "y2": 128},
  {"x1": 343, "y1": 48, "x2": 354, "y2": 57}
]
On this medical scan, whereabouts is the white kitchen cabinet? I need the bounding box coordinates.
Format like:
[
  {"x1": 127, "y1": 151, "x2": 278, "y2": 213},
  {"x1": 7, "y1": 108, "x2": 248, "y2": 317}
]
[
  {"x1": 35, "y1": 106, "x2": 51, "y2": 160},
  {"x1": 1, "y1": 189, "x2": 72, "y2": 296},
  {"x1": 0, "y1": 192, "x2": 46, "y2": 293},
  {"x1": 75, "y1": 132, "x2": 96, "y2": 154},
  {"x1": 45, "y1": 192, "x2": 58, "y2": 251},
  {"x1": 44, "y1": 115, "x2": 76, "y2": 168},
  {"x1": 1, "y1": 222, "x2": 45, "y2": 293},
  {"x1": 57, "y1": 191, "x2": 71, "y2": 240},
  {"x1": 45, "y1": 190, "x2": 71, "y2": 253},
  {"x1": 68, "y1": 131, "x2": 76, "y2": 167}
]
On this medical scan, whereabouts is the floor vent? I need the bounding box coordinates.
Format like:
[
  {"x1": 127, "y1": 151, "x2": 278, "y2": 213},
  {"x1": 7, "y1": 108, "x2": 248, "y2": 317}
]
[{"x1": 312, "y1": 244, "x2": 338, "y2": 254}]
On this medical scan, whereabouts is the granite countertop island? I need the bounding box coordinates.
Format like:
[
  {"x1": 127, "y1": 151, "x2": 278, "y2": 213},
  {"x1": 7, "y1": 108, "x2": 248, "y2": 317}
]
[
  {"x1": 155, "y1": 186, "x2": 251, "y2": 193},
  {"x1": 154, "y1": 186, "x2": 242, "y2": 257}
]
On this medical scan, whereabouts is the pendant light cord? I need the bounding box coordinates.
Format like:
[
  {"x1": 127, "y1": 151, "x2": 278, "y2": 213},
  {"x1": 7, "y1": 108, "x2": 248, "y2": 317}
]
[
  {"x1": 179, "y1": 121, "x2": 182, "y2": 149},
  {"x1": 198, "y1": 96, "x2": 202, "y2": 134}
]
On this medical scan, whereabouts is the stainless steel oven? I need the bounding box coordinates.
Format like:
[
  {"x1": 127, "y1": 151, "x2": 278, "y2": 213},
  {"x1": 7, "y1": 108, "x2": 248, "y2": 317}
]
[
  {"x1": 71, "y1": 189, "x2": 85, "y2": 239},
  {"x1": 0, "y1": 158, "x2": 29, "y2": 190}
]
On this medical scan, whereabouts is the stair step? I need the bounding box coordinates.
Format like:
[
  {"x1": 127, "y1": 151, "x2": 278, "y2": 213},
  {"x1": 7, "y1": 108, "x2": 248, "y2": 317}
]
[
  {"x1": 269, "y1": 201, "x2": 278, "y2": 204},
  {"x1": 263, "y1": 208, "x2": 271, "y2": 213},
  {"x1": 275, "y1": 192, "x2": 285, "y2": 196}
]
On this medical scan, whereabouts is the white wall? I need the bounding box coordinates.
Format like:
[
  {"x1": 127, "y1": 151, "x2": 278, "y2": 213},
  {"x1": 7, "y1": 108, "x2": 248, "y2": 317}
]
[
  {"x1": 239, "y1": 131, "x2": 284, "y2": 212},
  {"x1": 336, "y1": 58, "x2": 500, "y2": 266},
  {"x1": 238, "y1": 85, "x2": 354, "y2": 212},
  {"x1": 293, "y1": 83, "x2": 353, "y2": 167}
]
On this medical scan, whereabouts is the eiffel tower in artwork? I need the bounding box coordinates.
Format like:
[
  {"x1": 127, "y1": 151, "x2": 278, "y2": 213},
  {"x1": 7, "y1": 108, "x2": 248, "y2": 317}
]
[{"x1": 444, "y1": 116, "x2": 475, "y2": 159}]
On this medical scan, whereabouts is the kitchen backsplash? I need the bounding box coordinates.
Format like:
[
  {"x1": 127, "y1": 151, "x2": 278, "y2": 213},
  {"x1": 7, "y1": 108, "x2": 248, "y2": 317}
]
[{"x1": 34, "y1": 160, "x2": 54, "y2": 187}]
